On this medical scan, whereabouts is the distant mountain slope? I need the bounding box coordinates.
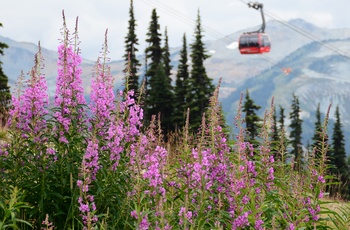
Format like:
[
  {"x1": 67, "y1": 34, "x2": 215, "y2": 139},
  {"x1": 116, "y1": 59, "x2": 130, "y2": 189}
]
[{"x1": 222, "y1": 37, "x2": 350, "y2": 152}]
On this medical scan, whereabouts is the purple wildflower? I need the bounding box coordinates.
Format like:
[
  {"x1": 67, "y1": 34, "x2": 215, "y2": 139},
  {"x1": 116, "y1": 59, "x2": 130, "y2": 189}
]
[
  {"x1": 54, "y1": 17, "x2": 86, "y2": 141},
  {"x1": 131, "y1": 210, "x2": 138, "y2": 219},
  {"x1": 139, "y1": 216, "x2": 150, "y2": 230},
  {"x1": 318, "y1": 175, "x2": 325, "y2": 183},
  {"x1": 89, "y1": 31, "x2": 115, "y2": 134},
  {"x1": 232, "y1": 212, "x2": 250, "y2": 229},
  {"x1": 288, "y1": 223, "x2": 295, "y2": 230},
  {"x1": 255, "y1": 219, "x2": 264, "y2": 230},
  {"x1": 8, "y1": 46, "x2": 49, "y2": 138},
  {"x1": 77, "y1": 138, "x2": 100, "y2": 228}
]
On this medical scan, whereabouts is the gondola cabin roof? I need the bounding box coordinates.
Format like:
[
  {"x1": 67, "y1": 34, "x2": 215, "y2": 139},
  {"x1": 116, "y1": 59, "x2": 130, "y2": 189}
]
[{"x1": 238, "y1": 33, "x2": 271, "y2": 54}]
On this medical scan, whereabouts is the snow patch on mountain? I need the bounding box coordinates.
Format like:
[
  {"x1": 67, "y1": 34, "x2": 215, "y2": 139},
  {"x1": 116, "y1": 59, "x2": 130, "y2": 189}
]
[{"x1": 226, "y1": 42, "x2": 238, "y2": 49}]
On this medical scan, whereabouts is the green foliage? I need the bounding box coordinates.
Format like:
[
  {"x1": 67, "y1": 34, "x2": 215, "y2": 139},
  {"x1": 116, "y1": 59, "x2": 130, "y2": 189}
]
[
  {"x1": 143, "y1": 9, "x2": 174, "y2": 135},
  {"x1": 123, "y1": 0, "x2": 140, "y2": 94},
  {"x1": 312, "y1": 103, "x2": 327, "y2": 159},
  {"x1": 242, "y1": 89, "x2": 261, "y2": 143},
  {"x1": 144, "y1": 9, "x2": 162, "y2": 79},
  {"x1": 329, "y1": 106, "x2": 349, "y2": 199},
  {"x1": 173, "y1": 33, "x2": 190, "y2": 129},
  {"x1": 162, "y1": 27, "x2": 172, "y2": 83},
  {"x1": 324, "y1": 202, "x2": 350, "y2": 229},
  {"x1": 188, "y1": 10, "x2": 215, "y2": 131},
  {"x1": 0, "y1": 186, "x2": 32, "y2": 229},
  {"x1": 289, "y1": 93, "x2": 303, "y2": 171}
]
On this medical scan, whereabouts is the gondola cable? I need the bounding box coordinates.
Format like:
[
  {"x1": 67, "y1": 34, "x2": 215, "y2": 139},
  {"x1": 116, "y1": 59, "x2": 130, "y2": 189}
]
[{"x1": 138, "y1": 0, "x2": 283, "y2": 69}]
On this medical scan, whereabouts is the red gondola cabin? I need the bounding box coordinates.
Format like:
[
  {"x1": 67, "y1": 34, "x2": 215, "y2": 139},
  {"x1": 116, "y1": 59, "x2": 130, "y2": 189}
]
[{"x1": 238, "y1": 33, "x2": 271, "y2": 54}]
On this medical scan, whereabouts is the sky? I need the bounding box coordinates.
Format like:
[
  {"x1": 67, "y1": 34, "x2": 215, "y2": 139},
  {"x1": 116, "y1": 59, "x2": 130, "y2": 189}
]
[{"x1": 0, "y1": 0, "x2": 348, "y2": 61}]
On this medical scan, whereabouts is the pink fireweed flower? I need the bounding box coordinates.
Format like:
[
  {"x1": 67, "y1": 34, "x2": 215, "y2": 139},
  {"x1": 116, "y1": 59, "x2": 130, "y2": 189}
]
[
  {"x1": 8, "y1": 50, "x2": 49, "y2": 138},
  {"x1": 130, "y1": 210, "x2": 138, "y2": 219},
  {"x1": 318, "y1": 191, "x2": 324, "y2": 199},
  {"x1": 54, "y1": 42, "x2": 86, "y2": 134},
  {"x1": 268, "y1": 167, "x2": 274, "y2": 181},
  {"x1": 106, "y1": 90, "x2": 143, "y2": 170},
  {"x1": 78, "y1": 139, "x2": 100, "y2": 228},
  {"x1": 318, "y1": 175, "x2": 325, "y2": 183},
  {"x1": 123, "y1": 90, "x2": 143, "y2": 141},
  {"x1": 255, "y1": 219, "x2": 264, "y2": 230},
  {"x1": 139, "y1": 216, "x2": 150, "y2": 230},
  {"x1": 89, "y1": 40, "x2": 115, "y2": 133},
  {"x1": 142, "y1": 146, "x2": 167, "y2": 191},
  {"x1": 82, "y1": 140, "x2": 100, "y2": 180},
  {"x1": 247, "y1": 160, "x2": 257, "y2": 177},
  {"x1": 232, "y1": 211, "x2": 250, "y2": 229},
  {"x1": 288, "y1": 223, "x2": 295, "y2": 230}
]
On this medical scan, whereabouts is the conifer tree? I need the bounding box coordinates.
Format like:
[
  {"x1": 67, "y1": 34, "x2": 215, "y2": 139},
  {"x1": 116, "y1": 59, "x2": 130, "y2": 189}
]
[
  {"x1": 0, "y1": 22, "x2": 11, "y2": 125},
  {"x1": 272, "y1": 106, "x2": 279, "y2": 142},
  {"x1": 146, "y1": 64, "x2": 174, "y2": 134},
  {"x1": 123, "y1": 0, "x2": 140, "y2": 94},
  {"x1": 188, "y1": 10, "x2": 214, "y2": 131},
  {"x1": 144, "y1": 8, "x2": 163, "y2": 123},
  {"x1": 145, "y1": 9, "x2": 162, "y2": 80},
  {"x1": 330, "y1": 106, "x2": 348, "y2": 176},
  {"x1": 242, "y1": 89, "x2": 261, "y2": 143},
  {"x1": 144, "y1": 9, "x2": 173, "y2": 134},
  {"x1": 162, "y1": 27, "x2": 172, "y2": 85},
  {"x1": 289, "y1": 94, "x2": 303, "y2": 170},
  {"x1": 278, "y1": 106, "x2": 286, "y2": 131},
  {"x1": 173, "y1": 33, "x2": 190, "y2": 129},
  {"x1": 311, "y1": 103, "x2": 324, "y2": 158}
]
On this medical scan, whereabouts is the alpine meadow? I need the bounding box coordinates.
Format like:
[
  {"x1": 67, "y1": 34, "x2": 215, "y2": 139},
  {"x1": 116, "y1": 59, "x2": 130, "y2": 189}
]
[{"x1": 0, "y1": 2, "x2": 350, "y2": 230}]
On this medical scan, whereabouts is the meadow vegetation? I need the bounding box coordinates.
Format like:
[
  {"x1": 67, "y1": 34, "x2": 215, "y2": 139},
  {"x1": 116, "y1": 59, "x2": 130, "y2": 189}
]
[{"x1": 0, "y1": 14, "x2": 349, "y2": 230}]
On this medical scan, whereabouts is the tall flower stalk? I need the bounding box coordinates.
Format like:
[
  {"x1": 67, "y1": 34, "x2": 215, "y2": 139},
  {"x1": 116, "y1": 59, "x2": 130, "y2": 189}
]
[
  {"x1": 54, "y1": 11, "x2": 86, "y2": 143},
  {"x1": 90, "y1": 29, "x2": 115, "y2": 135},
  {"x1": 8, "y1": 43, "x2": 49, "y2": 140}
]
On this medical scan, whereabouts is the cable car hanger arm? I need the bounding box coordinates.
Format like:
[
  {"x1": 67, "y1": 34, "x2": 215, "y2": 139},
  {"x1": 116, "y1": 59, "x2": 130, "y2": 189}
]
[{"x1": 246, "y1": 2, "x2": 266, "y2": 34}]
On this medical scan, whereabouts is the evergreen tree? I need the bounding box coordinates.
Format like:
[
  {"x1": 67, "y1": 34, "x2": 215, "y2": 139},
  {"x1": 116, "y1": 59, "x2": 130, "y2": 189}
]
[
  {"x1": 278, "y1": 106, "x2": 286, "y2": 131},
  {"x1": 123, "y1": 0, "x2": 140, "y2": 94},
  {"x1": 289, "y1": 94, "x2": 303, "y2": 171},
  {"x1": 144, "y1": 8, "x2": 163, "y2": 123},
  {"x1": 242, "y1": 89, "x2": 261, "y2": 143},
  {"x1": 188, "y1": 10, "x2": 214, "y2": 131},
  {"x1": 146, "y1": 64, "x2": 174, "y2": 134},
  {"x1": 0, "y1": 22, "x2": 11, "y2": 126},
  {"x1": 160, "y1": 26, "x2": 174, "y2": 133},
  {"x1": 278, "y1": 106, "x2": 289, "y2": 161},
  {"x1": 330, "y1": 106, "x2": 348, "y2": 177},
  {"x1": 311, "y1": 103, "x2": 324, "y2": 158},
  {"x1": 173, "y1": 33, "x2": 190, "y2": 129},
  {"x1": 144, "y1": 9, "x2": 173, "y2": 134},
  {"x1": 145, "y1": 9, "x2": 162, "y2": 80},
  {"x1": 272, "y1": 106, "x2": 279, "y2": 142},
  {"x1": 162, "y1": 27, "x2": 172, "y2": 85}
]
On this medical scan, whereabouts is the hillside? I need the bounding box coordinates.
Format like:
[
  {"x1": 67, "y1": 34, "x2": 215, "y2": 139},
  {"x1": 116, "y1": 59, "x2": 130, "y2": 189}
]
[{"x1": 1, "y1": 18, "x2": 350, "y2": 153}]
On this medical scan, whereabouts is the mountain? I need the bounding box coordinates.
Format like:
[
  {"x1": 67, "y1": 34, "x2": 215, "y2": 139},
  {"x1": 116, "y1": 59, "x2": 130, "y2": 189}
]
[
  {"x1": 221, "y1": 38, "x2": 350, "y2": 148},
  {"x1": 1, "y1": 18, "x2": 350, "y2": 153}
]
